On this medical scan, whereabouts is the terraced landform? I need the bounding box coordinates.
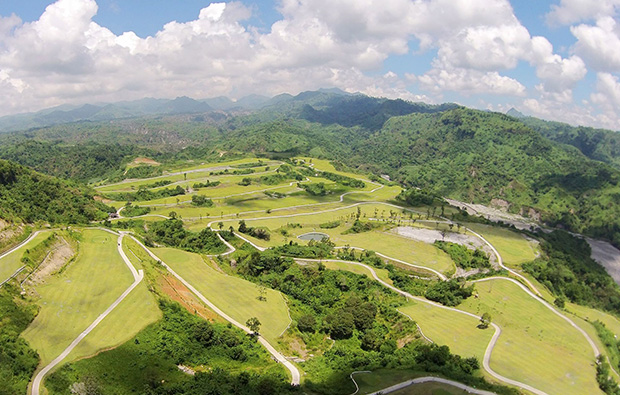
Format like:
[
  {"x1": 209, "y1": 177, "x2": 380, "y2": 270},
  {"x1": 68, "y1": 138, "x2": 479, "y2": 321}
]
[
  {"x1": 78, "y1": 157, "x2": 609, "y2": 394},
  {"x1": 213, "y1": 203, "x2": 454, "y2": 276}
]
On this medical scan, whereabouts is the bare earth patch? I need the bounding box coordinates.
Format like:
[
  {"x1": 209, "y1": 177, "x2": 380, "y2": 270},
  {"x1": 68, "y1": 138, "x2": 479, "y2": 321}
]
[
  {"x1": 131, "y1": 157, "x2": 160, "y2": 166},
  {"x1": 158, "y1": 274, "x2": 225, "y2": 323},
  {"x1": 393, "y1": 226, "x2": 497, "y2": 267},
  {"x1": 588, "y1": 238, "x2": 620, "y2": 286},
  {"x1": 445, "y1": 198, "x2": 539, "y2": 230},
  {"x1": 0, "y1": 221, "x2": 24, "y2": 248},
  {"x1": 26, "y1": 237, "x2": 75, "y2": 286}
]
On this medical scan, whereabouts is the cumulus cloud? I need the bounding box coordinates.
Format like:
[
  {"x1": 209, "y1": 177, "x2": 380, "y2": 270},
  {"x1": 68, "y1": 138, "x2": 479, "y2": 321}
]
[
  {"x1": 591, "y1": 72, "x2": 620, "y2": 112},
  {"x1": 546, "y1": 0, "x2": 620, "y2": 25},
  {"x1": 417, "y1": 67, "x2": 526, "y2": 96},
  {"x1": 572, "y1": 17, "x2": 620, "y2": 72},
  {"x1": 0, "y1": 0, "x2": 616, "y2": 129}
]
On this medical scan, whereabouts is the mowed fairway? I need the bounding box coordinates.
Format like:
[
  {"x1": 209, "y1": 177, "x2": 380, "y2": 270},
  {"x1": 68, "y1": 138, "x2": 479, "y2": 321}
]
[
  {"x1": 65, "y1": 237, "x2": 162, "y2": 362},
  {"x1": 466, "y1": 224, "x2": 539, "y2": 267},
  {"x1": 460, "y1": 279, "x2": 599, "y2": 395},
  {"x1": 22, "y1": 229, "x2": 133, "y2": 366},
  {"x1": 154, "y1": 247, "x2": 291, "y2": 343},
  {"x1": 0, "y1": 231, "x2": 52, "y2": 283},
  {"x1": 216, "y1": 203, "x2": 454, "y2": 275},
  {"x1": 399, "y1": 301, "x2": 493, "y2": 361}
]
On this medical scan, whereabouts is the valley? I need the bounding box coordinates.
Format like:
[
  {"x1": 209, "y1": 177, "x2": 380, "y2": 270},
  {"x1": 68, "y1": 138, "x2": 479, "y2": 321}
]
[{"x1": 2, "y1": 154, "x2": 620, "y2": 395}]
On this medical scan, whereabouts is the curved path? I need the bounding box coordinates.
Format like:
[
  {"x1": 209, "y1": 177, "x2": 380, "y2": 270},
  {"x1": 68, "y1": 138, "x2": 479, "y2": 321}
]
[
  {"x1": 366, "y1": 376, "x2": 497, "y2": 395},
  {"x1": 349, "y1": 370, "x2": 372, "y2": 395},
  {"x1": 31, "y1": 232, "x2": 144, "y2": 395},
  {"x1": 465, "y1": 228, "x2": 542, "y2": 297},
  {"x1": 0, "y1": 229, "x2": 41, "y2": 260},
  {"x1": 128, "y1": 235, "x2": 301, "y2": 386},
  {"x1": 0, "y1": 230, "x2": 44, "y2": 287},
  {"x1": 103, "y1": 169, "x2": 602, "y2": 393},
  {"x1": 228, "y1": 230, "x2": 445, "y2": 279},
  {"x1": 293, "y1": 258, "x2": 546, "y2": 395},
  {"x1": 472, "y1": 277, "x2": 599, "y2": 357}
]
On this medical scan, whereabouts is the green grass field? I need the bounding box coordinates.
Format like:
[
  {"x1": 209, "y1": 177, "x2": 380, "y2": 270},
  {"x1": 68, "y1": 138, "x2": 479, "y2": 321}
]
[
  {"x1": 209, "y1": 203, "x2": 454, "y2": 275},
  {"x1": 64, "y1": 236, "x2": 162, "y2": 363},
  {"x1": 22, "y1": 229, "x2": 132, "y2": 365},
  {"x1": 0, "y1": 230, "x2": 52, "y2": 284},
  {"x1": 153, "y1": 247, "x2": 291, "y2": 344},
  {"x1": 96, "y1": 158, "x2": 282, "y2": 191},
  {"x1": 22, "y1": 229, "x2": 160, "y2": 372},
  {"x1": 465, "y1": 224, "x2": 539, "y2": 267},
  {"x1": 398, "y1": 301, "x2": 493, "y2": 361},
  {"x1": 347, "y1": 369, "x2": 468, "y2": 395},
  {"x1": 459, "y1": 279, "x2": 599, "y2": 395}
]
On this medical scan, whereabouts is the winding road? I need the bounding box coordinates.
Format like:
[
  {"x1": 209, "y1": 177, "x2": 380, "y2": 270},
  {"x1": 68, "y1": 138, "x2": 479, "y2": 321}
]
[
  {"x1": 0, "y1": 230, "x2": 45, "y2": 287},
  {"x1": 98, "y1": 166, "x2": 608, "y2": 394},
  {"x1": 128, "y1": 235, "x2": 301, "y2": 386},
  {"x1": 30, "y1": 231, "x2": 144, "y2": 395}
]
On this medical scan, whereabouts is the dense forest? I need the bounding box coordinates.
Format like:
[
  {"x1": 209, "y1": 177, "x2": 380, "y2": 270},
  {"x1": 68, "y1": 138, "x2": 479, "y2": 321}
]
[{"x1": 0, "y1": 160, "x2": 110, "y2": 224}]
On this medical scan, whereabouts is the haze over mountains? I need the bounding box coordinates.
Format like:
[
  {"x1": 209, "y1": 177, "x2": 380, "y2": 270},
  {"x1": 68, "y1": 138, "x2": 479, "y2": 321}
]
[{"x1": 2, "y1": 88, "x2": 618, "y2": 137}]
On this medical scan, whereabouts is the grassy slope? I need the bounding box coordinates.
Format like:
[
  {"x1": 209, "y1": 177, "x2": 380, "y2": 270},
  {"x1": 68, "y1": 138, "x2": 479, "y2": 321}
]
[
  {"x1": 64, "y1": 236, "x2": 162, "y2": 363},
  {"x1": 465, "y1": 223, "x2": 539, "y2": 267},
  {"x1": 0, "y1": 231, "x2": 52, "y2": 284},
  {"x1": 459, "y1": 279, "x2": 599, "y2": 395},
  {"x1": 398, "y1": 302, "x2": 493, "y2": 361},
  {"x1": 22, "y1": 229, "x2": 130, "y2": 365},
  {"x1": 153, "y1": 247, "x2": 291, "y2": 343},
  {"x1": 214, "y1": 203, "x2": 454, "y2": 274},
  {"x1": 22, "y1": 229, "x2": 157, "y2": 368}
]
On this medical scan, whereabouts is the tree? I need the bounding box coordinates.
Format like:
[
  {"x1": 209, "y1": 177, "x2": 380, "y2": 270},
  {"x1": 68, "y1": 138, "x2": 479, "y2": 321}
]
[
  {"x1": 479, "y1": 312, "x2": 491, "y2": 329},
  {"x1": 238, "y1": 220, "x2": 248, "y2": 233},
  {"x1": 193, "y1": 321, "x2": 215, "y2": 346},
  {"x1": 257, "y1": 285, "x2": 267, "y2": 301},
  {"x1": 246, "y1": 317, "x2": 261, "y2": 334},
  {"x1": 218, "y1": 221, "x2": 224, "y2": 230},
  {"x1": 169, "y1": 211, "x2": 178, "y2": 219},
  {"x1": 326, "y1": 310, "x2": 355, "y2": 339},
  {"x1": 297, "y1": 314, "x2": 316, "y2": 333}
]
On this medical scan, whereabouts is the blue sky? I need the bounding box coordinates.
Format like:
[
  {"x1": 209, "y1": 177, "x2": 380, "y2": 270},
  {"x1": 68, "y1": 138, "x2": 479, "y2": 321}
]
[{"x1": 0, "y1": 0, "x2": 619, "y2": 130}]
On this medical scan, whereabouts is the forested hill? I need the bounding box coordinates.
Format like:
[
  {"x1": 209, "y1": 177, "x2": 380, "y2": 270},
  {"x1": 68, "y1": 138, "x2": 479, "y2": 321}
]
[
  {"x1": 517, "y1": 116, "x2": 620, "y2": 169},
  {"x1": 0, "y1": 91, "x2": 619, "y2": 245},
  {"x1": 0, "y1": 160, "x2": 110, "y2": 224},
  {"x1": 344, "y1": 108, "x2": 620, "y2": 244}
]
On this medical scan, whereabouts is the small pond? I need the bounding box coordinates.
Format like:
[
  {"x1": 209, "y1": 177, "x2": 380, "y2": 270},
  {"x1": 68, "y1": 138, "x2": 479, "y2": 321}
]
[{"x1": 297, "y1": 232, "x2": 329, "y2": 241}]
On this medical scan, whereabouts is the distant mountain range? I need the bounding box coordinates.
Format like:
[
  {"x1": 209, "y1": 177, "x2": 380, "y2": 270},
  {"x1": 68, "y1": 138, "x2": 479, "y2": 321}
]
[{"x1": 0, "y1": 88, "x2": 358, "y2": 133}]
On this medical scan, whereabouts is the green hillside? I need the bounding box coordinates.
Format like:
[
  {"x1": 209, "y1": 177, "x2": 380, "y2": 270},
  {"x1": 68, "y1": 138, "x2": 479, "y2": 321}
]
[
  {"x1": 0, "y1": 160, "x2": 111, "y2": 223},
  {"x1": 0, "y1": 93, "x2": 619, "y2": 245},
  {"x1": 519, "y1": 116, "x2": 620, "y2": 168}
]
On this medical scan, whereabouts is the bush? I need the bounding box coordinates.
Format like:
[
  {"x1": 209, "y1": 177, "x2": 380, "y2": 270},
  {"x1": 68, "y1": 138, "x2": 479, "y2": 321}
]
[
  {"x1": 297, "y1": 315, "x2": 316, "y2": 333},
  {"x1": 425, "y1": 279, "x2": 475, "y2": 306},
  {"x1": 191, "y1": 194, "x2": 214, "y2": 207}
]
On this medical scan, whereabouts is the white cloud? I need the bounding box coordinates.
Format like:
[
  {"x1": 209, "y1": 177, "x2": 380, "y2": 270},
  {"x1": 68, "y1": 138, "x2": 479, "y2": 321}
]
[
  {"x1": 591, "y1": 72, "x2": 620, "y2": 112},
  {"x1": 417, "y1": 67, "x2": 526, "y2": 96},
  {"x1": 546, "y1": 0, "x2": 620, "y2": 25},
  {"x1": 572, "y1": 17, "x2": 620, "y2": 72},
  {"x1": 0, "y1": 0, "x2": 613, "y2": 129}
]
